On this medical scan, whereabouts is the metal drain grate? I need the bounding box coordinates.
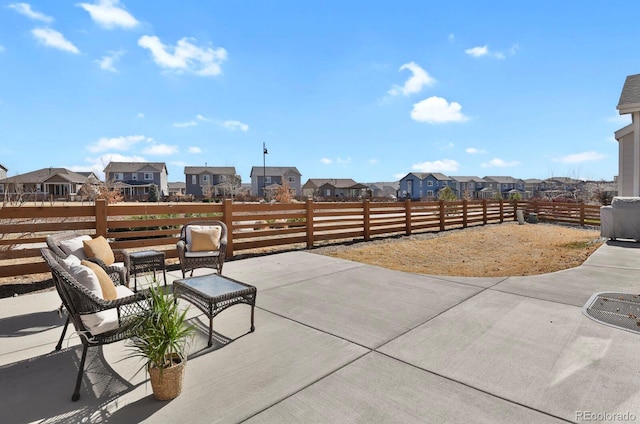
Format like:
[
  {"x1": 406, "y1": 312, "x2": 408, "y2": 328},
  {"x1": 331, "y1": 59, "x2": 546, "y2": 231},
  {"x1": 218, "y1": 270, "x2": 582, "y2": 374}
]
[{"x1": 583, "y1": 292, "x2": 640, "y2": 334}]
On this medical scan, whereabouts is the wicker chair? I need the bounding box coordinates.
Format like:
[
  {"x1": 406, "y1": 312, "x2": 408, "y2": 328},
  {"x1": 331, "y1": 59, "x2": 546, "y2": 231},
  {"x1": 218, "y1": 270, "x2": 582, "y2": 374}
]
[
  {"x1": 177, "y1": 220, "x2": 227, "y2": 277},
  {"x1": 41, "y1": 248, "x2": 149, "y2": 401},
  {"x1": 46, "y1": 232, "x2": 130, "y2": 285}
]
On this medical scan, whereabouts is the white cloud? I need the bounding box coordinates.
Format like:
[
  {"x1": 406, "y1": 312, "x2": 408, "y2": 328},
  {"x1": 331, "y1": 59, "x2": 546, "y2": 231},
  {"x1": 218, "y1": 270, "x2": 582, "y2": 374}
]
[
  {"x1": 465, "y1": 45, "x2": 488, "y2": 57},
  {"x1": 466, "y1": 147, "x2": 486, "y2": 154},
  {"x1": 337, "y1": 157, "x2": 351, "y2": 164},
  {"x1": 608, "y1": 114, "x2": 631, "y2": 125},
  {"x1": 80, "y1": 153, "x2": 147, "y2": 178},
  {"x1": 465, "y1": 44, "x2": 518, "y2": 59},
  {"x1": 8, "y1": 3, "x2": 53, "y2": 23},
  {"x1": 481, "y1": 158, "x2": 520, "y2": 168},
  {"x1": 77, "y1": 0, "x2": 139, "y2": 29},
  {"x1": 142, "y1": 144, "x2": 178, "y2": 155},
  {"x1": 0, "y1": 45, "x2": 5, "y2": 53},
  {"x1": 173, "y1": 121, "x2": 197, "y2": 128},
  {"x1": 448, "y1": 34, "x2": 455, "y2": 42},
  {"x1": 87, "y1": 135, "x2": 146, "y2": 152},
  {"x1": 188, "y1": 146, "x2": 202, "y2": 154},
  {"x1": 137, "y1": 112, "x2": 144, "y2": 119},
  {"x1": 95, "y1": 50, "x2": 124, "y2": 72},
  {"x1": 320, "y1": 158, "x2": 332, "y2": 164},
  {"x1": 138, "y1": 35, "x2": 227, "y2": 77},
  {"x1": 388, "y1": 62, "x2": 435, "y2": 96},
  {"x1": 411, "y1": 96, "x2": 468, "y2": 124},
  {"x1": 221, "y1": 120, "x2": 248, "y2": 132},
  {"x1": 369, "y1": 159, "x2": 379, "y2": 165},
  {"x1": 31, "y1": 28, "x2": 79, "y2": 54},
  {"x1": 412, "y1": 159, "x2": 459, "y2": 173},
  {"x1": 556, "y1": 151, "x2": 607, "y2": 164},
  {"x1": 196, "y1": 114, "x2": 212, "y2": 122}
]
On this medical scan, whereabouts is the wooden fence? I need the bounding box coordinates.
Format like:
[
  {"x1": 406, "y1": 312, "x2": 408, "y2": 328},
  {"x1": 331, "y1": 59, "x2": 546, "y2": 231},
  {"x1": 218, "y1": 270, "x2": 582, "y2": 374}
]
[{"x1": 0, "y1": 199, "x2": 602, "y2": 279}]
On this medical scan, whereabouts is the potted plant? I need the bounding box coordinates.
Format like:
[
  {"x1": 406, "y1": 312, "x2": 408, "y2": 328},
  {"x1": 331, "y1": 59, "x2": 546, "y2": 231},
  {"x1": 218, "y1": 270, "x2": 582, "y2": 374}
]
[{"x1": 129, "y1": 282, "x2": 194, "y2": 400}]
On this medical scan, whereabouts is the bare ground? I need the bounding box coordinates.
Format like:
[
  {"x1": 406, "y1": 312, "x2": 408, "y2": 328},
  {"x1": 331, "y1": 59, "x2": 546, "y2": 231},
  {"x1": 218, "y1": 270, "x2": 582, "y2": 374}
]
[
  {"x1": 314, "y1": 222, "x2": 604, "y2": 277},
  {"x1": 0, "y1": 221, "x2": 603, "y2": 298}
]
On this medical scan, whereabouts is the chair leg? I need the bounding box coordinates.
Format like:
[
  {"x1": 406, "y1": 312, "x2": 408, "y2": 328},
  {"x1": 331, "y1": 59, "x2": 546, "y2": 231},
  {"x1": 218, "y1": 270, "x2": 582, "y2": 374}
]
[
  {"x1": 72, "y1": 343, "x2": 89, "y2": 402},
  {"x1": 56, "y1": 315, "x2": 70, "y2": 351}
]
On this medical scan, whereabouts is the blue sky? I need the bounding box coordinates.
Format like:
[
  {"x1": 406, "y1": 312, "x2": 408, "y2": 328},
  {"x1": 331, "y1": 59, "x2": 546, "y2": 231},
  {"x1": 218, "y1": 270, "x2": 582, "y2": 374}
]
[{"x1": 0, "y1": 1, "x2": 636, "y2": 184}]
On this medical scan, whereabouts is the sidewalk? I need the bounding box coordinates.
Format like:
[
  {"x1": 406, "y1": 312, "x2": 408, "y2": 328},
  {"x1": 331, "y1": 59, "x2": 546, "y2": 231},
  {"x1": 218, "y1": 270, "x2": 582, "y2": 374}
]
[{"x1": 2, "y1": 241, "x2": 640, "y2": 423}]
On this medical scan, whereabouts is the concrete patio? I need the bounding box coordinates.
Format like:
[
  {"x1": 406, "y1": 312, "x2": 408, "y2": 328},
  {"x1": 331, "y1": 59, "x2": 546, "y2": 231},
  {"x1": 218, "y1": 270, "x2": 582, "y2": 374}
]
[{"x1": 2, "y1": 240, "x2": 640, "y2": 423}]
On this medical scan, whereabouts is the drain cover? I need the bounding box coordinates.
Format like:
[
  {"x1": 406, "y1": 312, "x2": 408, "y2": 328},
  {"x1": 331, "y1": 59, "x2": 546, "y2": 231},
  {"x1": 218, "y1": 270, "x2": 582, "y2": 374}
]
[{"x1": 583, "y1": 292, "x2": 640, "y2": 334}]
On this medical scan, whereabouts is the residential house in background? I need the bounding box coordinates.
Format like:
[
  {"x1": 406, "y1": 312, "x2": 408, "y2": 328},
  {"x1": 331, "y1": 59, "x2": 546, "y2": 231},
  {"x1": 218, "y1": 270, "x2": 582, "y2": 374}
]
[
  {"x1": 367, "y1": 181, "x2": 400, "y2": 199},
  {"x1": 168, "y1": 182, "x2": 187, "y2": 199},
  {"x1": 0, "y1": 163, "x2": 7, "y2": 180},
  {"x1": 398, "y1": 172, "x2": 452, "y2": 200},
  {"x1": 524, "y1": 178, "x2": 544, "y2": 198},
  {"x1": 449, "y1": 176, "x2": 488, "y2": 199},
  {"x1": 0, "y1": 167, "x2": 100, "y2": 201},
  {"x1": 184, "y1": 166, "x2": 239, "y2": 198},
  {"x1": 615, "y1": 73, "x2": 640, "y2": 196},
  {"x1": 104, "y1": 162, "x2": 168, "y2": 200},
  {"x1": 483, "y1": 176, "x2": 526, "y2": 199},
  {"x1": 250, "y1": 166, "x2": 302, "y2": 197},
  {"x1": 302, "y1": 178, "x2": 368, "y2": 199}
]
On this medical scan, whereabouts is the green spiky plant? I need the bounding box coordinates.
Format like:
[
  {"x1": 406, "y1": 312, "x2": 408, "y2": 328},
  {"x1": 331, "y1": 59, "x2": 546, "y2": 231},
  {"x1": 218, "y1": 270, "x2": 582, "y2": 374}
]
[{"x1": 129, "y1": 282, "x2": 195, "y2": 374}]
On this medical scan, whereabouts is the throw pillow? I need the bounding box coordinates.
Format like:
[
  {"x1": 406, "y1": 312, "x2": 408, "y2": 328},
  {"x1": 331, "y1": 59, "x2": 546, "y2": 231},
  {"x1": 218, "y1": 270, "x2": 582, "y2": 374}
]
[
  {"x1": 59, "y1": 235, "x2": 91, "y2": 259},
  {"x1": 189, "y1": 226, "x2": 221, "y2": 252},
  {"x1": 64, "y1": 262, "x2": 104, "y2": 299},
  {"x1": 83, "y1": 236, "x2": 115, "y2": 266},
  {"x1": 81, "y1": 260, "x2": 117, "y2": 300}
]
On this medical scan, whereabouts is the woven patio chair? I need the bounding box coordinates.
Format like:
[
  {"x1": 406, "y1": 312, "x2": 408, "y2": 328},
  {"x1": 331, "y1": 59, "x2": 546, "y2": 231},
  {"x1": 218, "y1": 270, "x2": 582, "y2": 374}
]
[
  {"x1": 46, "y1": 232, "x2": 130, "y2": 285},
  {"x1": 41, "y1": 248, "x2": 149, "y2": 401},
  {"x1": 177, "y1": 220, "x2": 227, "y2": 277}
]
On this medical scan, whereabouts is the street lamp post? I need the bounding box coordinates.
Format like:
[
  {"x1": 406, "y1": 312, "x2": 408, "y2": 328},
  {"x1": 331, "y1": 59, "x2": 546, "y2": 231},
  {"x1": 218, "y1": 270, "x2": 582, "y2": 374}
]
[{"x1": 263, "y1": 142, "x2": 268, "y2": 200}]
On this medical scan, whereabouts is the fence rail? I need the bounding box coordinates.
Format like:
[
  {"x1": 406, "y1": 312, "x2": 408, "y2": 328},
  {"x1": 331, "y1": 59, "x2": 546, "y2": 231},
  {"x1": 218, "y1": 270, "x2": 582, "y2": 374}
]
[{"x1": 0, "y1": 199, "x2": 602, "y2": 279}]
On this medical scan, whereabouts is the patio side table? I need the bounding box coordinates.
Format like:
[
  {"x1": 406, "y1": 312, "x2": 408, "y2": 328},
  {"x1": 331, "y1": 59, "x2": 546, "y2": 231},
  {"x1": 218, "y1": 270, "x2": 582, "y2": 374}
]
[
  {"x1": 129, "y1": 250, "x2": 167, "y2": 292},
  {"x1": 173, "y1": 273, "x2": 257, "y2": 347}
]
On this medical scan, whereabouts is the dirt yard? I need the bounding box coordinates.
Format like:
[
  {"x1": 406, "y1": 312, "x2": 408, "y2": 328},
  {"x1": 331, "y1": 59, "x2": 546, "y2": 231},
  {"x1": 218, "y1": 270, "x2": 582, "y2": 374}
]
[
  {"x1": 314, "y1": 221, "x2": 604, "y2": 277},
  {"x1": 0, "y1": 221, "x2": 603, "y2": 298}
]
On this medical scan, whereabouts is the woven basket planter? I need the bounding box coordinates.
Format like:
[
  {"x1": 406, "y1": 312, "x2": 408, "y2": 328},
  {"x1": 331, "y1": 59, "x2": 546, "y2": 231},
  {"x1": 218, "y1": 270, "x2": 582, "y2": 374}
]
[{"x1": 148, "y1": 358, "x2": 185, "y2": 401}]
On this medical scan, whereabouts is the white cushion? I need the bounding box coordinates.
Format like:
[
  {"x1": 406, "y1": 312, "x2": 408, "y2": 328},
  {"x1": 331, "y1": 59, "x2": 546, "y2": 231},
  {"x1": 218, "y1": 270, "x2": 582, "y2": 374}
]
[
  {"x1": 185, "y1": 251, "x2": 221, "y2": 257},
  {"x1": 60, "y1": 254, "x2": 81, "y2": 269},
  {"x1": 186, "y1": 225, "x2": 221, "y2": 250},
  {"x1": 59, "y1": 235, "x2": 91, "y2": 259},
  {"x1": 64, "y1": 262, "x2": 104, "y2": 299},
  {"x1": 80, "y1": 286, "x2": 135, "y2": 335}
]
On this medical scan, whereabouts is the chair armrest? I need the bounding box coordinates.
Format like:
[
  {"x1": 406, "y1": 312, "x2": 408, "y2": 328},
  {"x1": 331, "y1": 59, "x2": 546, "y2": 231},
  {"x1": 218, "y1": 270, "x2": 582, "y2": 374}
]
[{"x1": 85, "y1": 257, "x2": 127, "y2": 286}]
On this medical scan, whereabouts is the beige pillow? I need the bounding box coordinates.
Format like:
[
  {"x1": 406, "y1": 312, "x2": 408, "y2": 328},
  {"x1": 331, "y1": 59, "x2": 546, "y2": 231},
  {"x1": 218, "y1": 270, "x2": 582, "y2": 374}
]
[
  {"x1": 83, "y1": 236, "x2": 115, "y2": 266},
  {"x1": 189, "y1": 227, "x2": 221, "y2": 252},
  {"x1": 81, "y1": 260, "x2": 117, "y2": 301}
]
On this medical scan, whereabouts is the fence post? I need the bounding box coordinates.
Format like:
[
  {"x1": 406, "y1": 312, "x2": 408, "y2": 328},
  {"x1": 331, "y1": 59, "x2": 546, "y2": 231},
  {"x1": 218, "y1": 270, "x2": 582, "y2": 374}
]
[
  {"x1": 306, "y1": 198, "x2": 314, "y2": 248},
  {"x1": 95, "y1": 199, "x2": 108, "y2": 237},
  {"x1": 513, "y1": 200, "x2": 518, "y2": 221},
  {"x1": 580, "y1": 203, "x2": 585, "y2": 226},
  {"x1": 363, "y1": 199, "x2": 371, "y2": 241},
  {"x1": 405, "y1": 199, "x2": 412, "y2": 235},
  {"x1": 499, "y1": 199, "x2": 504, "y2": 223},
  {"x1": 223, "y1": 199, "x2": 233, "y2": 258},
  {"x1": 439, "y1": 200, "x2": 445, "y2": 231},
  {"x1": 482, "y1": 199, "x2": 488, "y2": 225},
  {"x1": 462, "y1": 199, "x2": 468, "y2": 228}
]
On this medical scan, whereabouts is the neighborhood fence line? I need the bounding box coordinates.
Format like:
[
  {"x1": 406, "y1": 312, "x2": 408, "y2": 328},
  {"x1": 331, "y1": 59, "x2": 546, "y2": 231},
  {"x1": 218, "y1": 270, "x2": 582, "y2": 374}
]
[{"x1": 0, "y1": 199, "x2": 602, "y2": 279}]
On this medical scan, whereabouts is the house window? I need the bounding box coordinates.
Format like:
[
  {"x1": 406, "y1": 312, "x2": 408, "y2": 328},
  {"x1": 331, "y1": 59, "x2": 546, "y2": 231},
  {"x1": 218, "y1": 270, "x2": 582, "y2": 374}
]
[
  {"x1": 191, "y1": 175, "x2": 197, "y2": 184},
  {"x1": 114, "y1": 173, "x2": 123, "y2": 181},
  {"x1": 0, "y1": 184, "x2": 4, "y2": 193},
  {"x1": 144, "y1": 187, "x2": 149, "y2": 194},
  {"x1": 442, "y1": 181, "x2": 447, "y2": 186},
  {"x1": 220, "y1": 175, "x2": 226, "y2": 182},
  {"x1": 132, "y1": 173, "x2": 137, "y2": 181},
  {"x1": 288, "y1": 176, "x2": 295, "y2": 183},
  {"x1": 144, "y1": 173, "x2": 153, "y2": 180},
  {"x1": 265, "y1": 176, "x2": 271, "y2": 183},
  {"x1": 36, "y1": 184, "x2": 41, "y2": 192},
  {"x1": 325, "y1": 189, "x2": 331, "y2": 196},
  {"x1": 427, "y1": 181, "x2": 433, "y2": 186},
  {"x1": 203, "y1": 175, "x2": 210, "y2": 183},
  {"x1": 427, "y1": 190, "x2": 434, "y2": 197}
]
